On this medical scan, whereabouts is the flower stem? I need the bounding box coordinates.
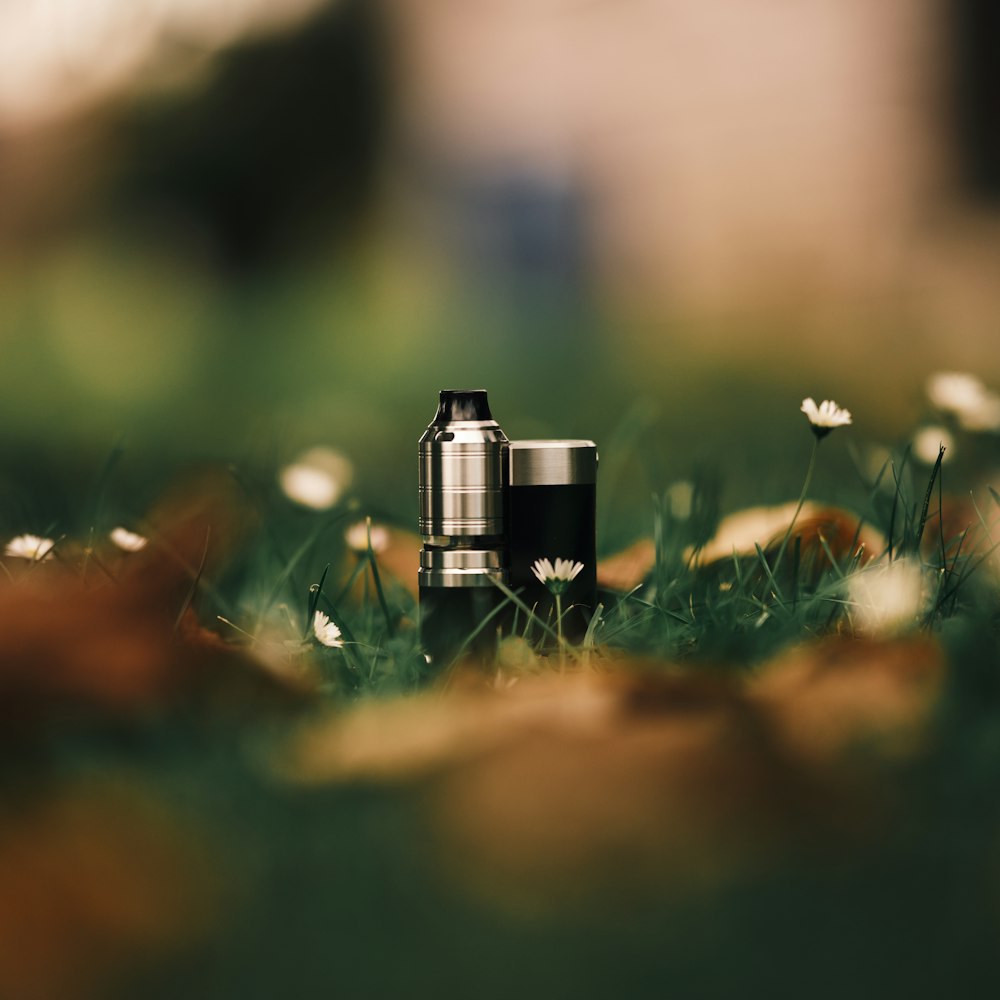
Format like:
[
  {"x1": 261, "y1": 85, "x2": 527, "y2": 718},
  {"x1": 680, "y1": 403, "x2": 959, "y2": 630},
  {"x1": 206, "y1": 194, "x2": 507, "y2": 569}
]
[
  {"x1": 555, "y1": 593, "x2": 565, "y2": 669},
  {"x1": 773, "y1": 436, "x2": 819, "y2": 574}
]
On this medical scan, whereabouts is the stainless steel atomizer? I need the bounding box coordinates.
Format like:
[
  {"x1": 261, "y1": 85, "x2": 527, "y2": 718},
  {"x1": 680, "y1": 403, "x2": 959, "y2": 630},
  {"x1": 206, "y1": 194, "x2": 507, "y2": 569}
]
[
  {"x1": 419, "y1": 389, "x2": 599, "y2": 664},
  {"x1": 418, "y1": 389, "x2": 509, "y2": 664}
]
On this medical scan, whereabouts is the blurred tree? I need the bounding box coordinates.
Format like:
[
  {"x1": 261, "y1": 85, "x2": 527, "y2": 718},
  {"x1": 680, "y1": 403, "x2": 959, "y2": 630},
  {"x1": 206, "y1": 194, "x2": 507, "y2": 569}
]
[{"x1": 115, "y1": 0, "x2": 386, "y2": 271}]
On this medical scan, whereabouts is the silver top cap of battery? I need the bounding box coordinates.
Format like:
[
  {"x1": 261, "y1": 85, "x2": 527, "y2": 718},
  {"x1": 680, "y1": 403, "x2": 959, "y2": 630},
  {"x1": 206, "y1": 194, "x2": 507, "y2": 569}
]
[
  {"x1": 418, "y1": 390, "x2": 509, "y2": 539},
  {"x1": 509, "y1": 439, "x2": 598, "y2": 486}
]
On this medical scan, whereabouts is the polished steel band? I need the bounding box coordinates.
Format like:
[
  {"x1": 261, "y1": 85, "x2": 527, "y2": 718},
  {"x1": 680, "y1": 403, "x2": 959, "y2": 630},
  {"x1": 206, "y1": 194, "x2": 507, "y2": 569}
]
[
  {"x1": 419, "y1": 446, "x2": 506, "y2": 487},
  {"x1": 509, "y1": 439, "x2": 598, "y2": 486},
  {"x1": 418, "y1": 432, "x2": 508, "y2": 537},
  {"x1": 417, "y1": 496, "x2": 505, "y2": 536},
  {"x1": 418, "y1": 547, "x2": 506, "y2": 588}
]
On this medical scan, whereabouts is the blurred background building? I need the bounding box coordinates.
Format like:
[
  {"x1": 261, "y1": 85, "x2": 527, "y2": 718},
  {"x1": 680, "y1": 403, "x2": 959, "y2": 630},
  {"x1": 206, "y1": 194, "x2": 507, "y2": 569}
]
[{"x1": 0, "y1": 0, "x2": 998, "y2": 529}]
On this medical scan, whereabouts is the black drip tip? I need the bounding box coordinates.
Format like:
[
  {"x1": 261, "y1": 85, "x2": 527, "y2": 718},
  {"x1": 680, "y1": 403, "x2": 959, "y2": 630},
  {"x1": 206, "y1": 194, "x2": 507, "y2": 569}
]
[{"x1": 435, "y1": 389, "x2": 493, "y2": 423}]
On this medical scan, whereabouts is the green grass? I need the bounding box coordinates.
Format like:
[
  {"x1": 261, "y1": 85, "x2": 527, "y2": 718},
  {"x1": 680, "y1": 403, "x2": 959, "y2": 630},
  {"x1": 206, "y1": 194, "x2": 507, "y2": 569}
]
[
  {"x1": 183, "y1": 417, "x2": 996, "y2": 691},
  {"x1": 3, "y1": 394, "x2": 998, "y2": 695}
]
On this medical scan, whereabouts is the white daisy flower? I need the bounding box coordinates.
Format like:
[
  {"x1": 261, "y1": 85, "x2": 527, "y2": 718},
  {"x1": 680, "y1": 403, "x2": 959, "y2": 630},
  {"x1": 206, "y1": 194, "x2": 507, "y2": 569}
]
[
  {"x1": 531, "y1": 556, "x2": 585, "y2": 595},
  {"x1": 911, "y1": 426, "x2": 954, "y2": 465},
  {"x1": 5, "y1": 534, "x2": 55, "y2": 561},
  {"x1": 279, "y1": 447, "x2": 354, "y2": 511},
  {"x1": 345, "y1": 520, "x2": 390, "y2": 554},
  {"x1": 109, "y1": 526, "x2": 148, "y2": 552},
  {"x1": 801, "y1": 397, "x2": 852, "y2": 438},
  {"x1": 312, "y1": 610, "x2": 344, "y2": 648},
  {"x1": 847, "y1": 558, "x2": 925, "y2": 637}
]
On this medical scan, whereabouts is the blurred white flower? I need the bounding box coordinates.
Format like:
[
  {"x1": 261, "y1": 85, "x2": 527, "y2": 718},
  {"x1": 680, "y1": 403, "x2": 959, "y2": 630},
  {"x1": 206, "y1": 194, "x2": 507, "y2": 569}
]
[
  {"x1": 912, "y1": 426, "x2": 954, "y2": 465},
  {"x1": 927, "y1": 372, "x2": 985, "y2": 414},
  {"x1": 532, "y1": 556, "x2": 584, "y2": 595},
  {"x1": 847, "y1": 559, "x2": 925, "y2": 637},
  {"x1": 312, "y1": 610, "x2": 344, "y2": 648},
  {"x1": 926, "y1": 371, "x2": 1000, "y2": 432},
  {"x1": 5, "y1": 534, "x2": 55, "y2": 561},
  {"x1": 109, "y1": 526, "x2": 147, "y2": 552},
  {"x1": 801, "y1": 397, "x2": 852, "y2": 438},
  {"x1": 280, "y1": 447, "x2": 354, "y2": 511},
  {"x1": 345, "y1": 520, "x2": 390, "y2": 554},
  {"x1": 959, "y1": 393, "x2": 1000, "y2": 433},
  {"x1": 666, "y1": 480, "x2": 694, "y2": 520}
]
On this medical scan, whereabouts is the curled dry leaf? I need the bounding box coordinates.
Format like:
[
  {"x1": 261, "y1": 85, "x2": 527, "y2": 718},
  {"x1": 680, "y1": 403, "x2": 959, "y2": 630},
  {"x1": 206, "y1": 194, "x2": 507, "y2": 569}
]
[
  {"x1": 689, "y1": 501, "x2": 881, "y2": 567},
  {"x1": 596, "y1": 537, "x2": 657, "y2": 593},
  {"x1": 424, "y1": 670, "x2": 822, "y2": 911},
  {"x1": 0, "y1": 472, "x2": 308, "y2": 738},
  {"x1": 596, "y1": 502, "x2": 885, "y2": 594},
  {"x1": 750, "y1": 635, "x2": 946, "y2": 764},
  {"x1": 282, "y1": 671, "x2": 619, "y2": 786}
]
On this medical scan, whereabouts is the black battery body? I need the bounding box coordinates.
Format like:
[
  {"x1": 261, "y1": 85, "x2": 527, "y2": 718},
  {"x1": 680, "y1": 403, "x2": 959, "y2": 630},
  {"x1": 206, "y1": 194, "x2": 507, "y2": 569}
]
[
  {"x1": 418, "y1": 584, "x2": 505, "y2": 665},
  {"x1": 508, "y1": 441, "x2": 598, "y2": 643}
]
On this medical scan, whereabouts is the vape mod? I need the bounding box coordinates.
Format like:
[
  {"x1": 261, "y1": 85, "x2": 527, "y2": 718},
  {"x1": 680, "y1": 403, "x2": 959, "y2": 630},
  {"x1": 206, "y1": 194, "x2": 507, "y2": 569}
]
[
  {"x1": 418, "y1": 390, "x2": 509, "y2": 664},
  {"x1": 418, "y1": 389, "x2": 598, "y2": 663},
  {"x1": 508, "y1": 440, "x2": 598, "y2": 642}
]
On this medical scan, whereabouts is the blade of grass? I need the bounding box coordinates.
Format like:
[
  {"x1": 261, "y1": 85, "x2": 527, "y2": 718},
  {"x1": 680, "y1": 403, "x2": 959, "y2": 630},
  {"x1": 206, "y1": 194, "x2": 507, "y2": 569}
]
[
  {"x1": 490, "y1": 578, "x2": 564, "y2": 648},
  {"x1": 937, "y1": 460, "x2": 947, "y2": 571},
  {"x1": 939, "y1": 525, "x2": 971, "y2": 615},
  {"x1": 937, "y1": 494, "x2": 1000, "y2": 604},
  {"x1": 583, "y1": 602, "x2": 604, "y2": 649},
  {"x1": 259, "y1": 515, "x2": 344, "y2": 625},
  {"x1": 754, "y1": 542, "x2": 788, "y2": 612},
  {"x1": 152, "y1": 529, "x2": 234, "y2": 619},
  {"x1": 791, "y1": 534, "x2": 801, "y2": 608},
  {"x1": 174, "y1": 526, "x2": 210, "y2": 632},
  {"x1": 912, "y1": 445, "x2": 944, "y2": 553},
  {"x1": 304, "y1": 563, "x2": 330, "y2": 640},
  {"x1": 816, "y1": 531, "x2": 846, "y2": 579},
  {"x1": 365, "y1": 520, "x2": 395, "y2": 637},
  {"x1": 87, "y1": 436, "x2": 125, "y2": 533},
  {"x1": 447, "y1": 591, "x2": 517, "y2": 668}
]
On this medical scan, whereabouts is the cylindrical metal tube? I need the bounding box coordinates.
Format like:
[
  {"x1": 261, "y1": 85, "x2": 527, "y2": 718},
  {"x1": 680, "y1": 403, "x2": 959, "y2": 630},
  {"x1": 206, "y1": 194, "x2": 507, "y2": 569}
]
[{"x1": 418, "y1": 390, "x2": 509, "y2": 663}]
